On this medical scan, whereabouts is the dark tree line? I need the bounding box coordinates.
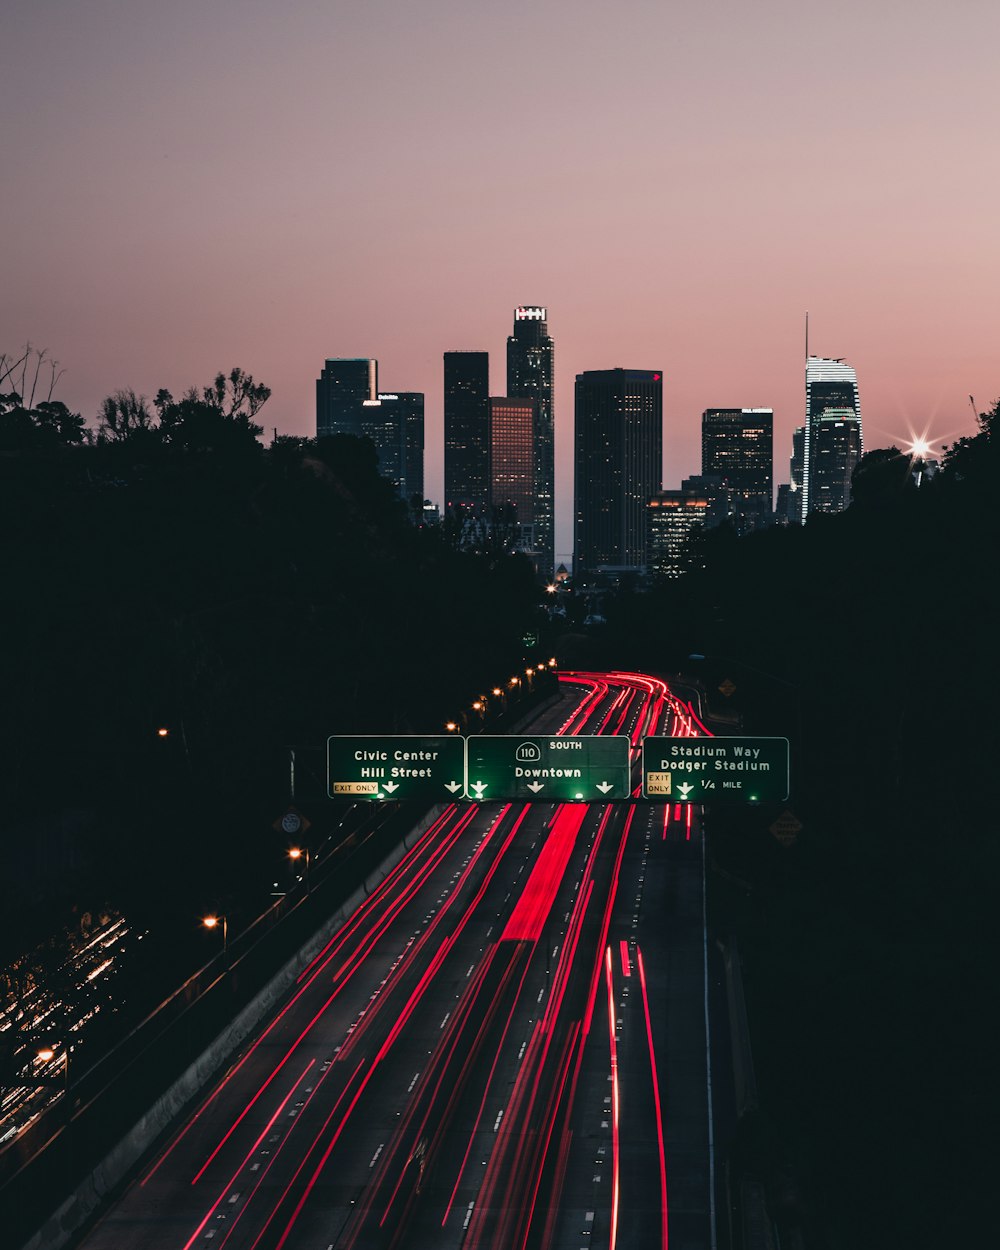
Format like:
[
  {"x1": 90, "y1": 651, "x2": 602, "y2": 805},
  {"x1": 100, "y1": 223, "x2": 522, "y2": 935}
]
[
  {"x1": 0, "y1": 365, "x2": 539, "y2": 958},
  {"x1": 587, "y1": 402, "x2": 1000, "y2": 1249}
]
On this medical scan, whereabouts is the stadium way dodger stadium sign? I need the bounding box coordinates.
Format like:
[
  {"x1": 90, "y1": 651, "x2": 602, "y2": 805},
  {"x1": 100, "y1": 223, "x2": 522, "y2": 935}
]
[{"x1": 642, "y1": 736, "x2": 789, "y2": 803}]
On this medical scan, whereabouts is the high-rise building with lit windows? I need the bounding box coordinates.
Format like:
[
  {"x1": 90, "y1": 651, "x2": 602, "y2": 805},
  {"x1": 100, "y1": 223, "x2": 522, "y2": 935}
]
[
  {"x1": 316, "y1": 358, "x2": 378, "y2": 438},
  {"x1": 647, "y1": 490, "x2": 709, "y2": 577},
  {"x1": 359, "y1": 391, "x2": 424, "y2": 504},
  {"x1": 802, "y1": 357, "x2": 862, "y2": 519},
  {"x1": 444, "y1": 351, "x2": 489, "y2": 514},
  {"x1": 701, "y1": 407, "x2": 773, "y2": 534},
  {"x1": 809, "y1": 407, "x2": 863, "y2": 514},
  {"x1": 574, "y1": 368, "x2": 663, "y2": 578},
  {"x1": 488, "y1": 396, "x2": 537, "y2": 555},
  {"x1": 507, "y1": 306, "x2": 554, "y2": 575}
]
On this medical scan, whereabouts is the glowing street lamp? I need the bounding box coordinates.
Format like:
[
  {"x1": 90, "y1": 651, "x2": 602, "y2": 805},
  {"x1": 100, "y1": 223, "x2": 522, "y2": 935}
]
[
  {"x1": 445, "y1": 721, "x2": 459, "y2": 733},
  {"x1": 202, "y1": 913, "x2": 228, "y2": 954},
  {"x1": 288, "y1": 845, "x2": 311, "y2": 891},
  {"x1": 35, "y1": 1044, "x2": 70, "y2": 1089}
]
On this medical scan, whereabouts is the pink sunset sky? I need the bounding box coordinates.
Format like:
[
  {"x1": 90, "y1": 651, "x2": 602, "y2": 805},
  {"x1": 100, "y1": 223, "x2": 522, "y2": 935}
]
[{"x1": 3, "y1": 0, "x2": 998, "y2": 561}]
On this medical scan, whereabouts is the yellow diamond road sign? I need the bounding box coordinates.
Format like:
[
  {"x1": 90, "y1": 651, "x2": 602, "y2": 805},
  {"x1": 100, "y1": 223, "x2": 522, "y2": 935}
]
[{"x1": 770, "y1": 810, "x2": 803, "y2": 845}]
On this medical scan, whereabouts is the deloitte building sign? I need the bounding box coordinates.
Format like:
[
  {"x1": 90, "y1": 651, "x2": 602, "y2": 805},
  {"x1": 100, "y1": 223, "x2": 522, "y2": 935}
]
[{"x1": 641, "y1": 736, "x2": 789, "y2": 803}]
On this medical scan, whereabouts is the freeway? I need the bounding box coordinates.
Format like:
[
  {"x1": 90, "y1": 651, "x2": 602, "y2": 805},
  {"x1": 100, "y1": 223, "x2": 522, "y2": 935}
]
[{"x1": 73, "y1": 672, "x2": 716, "y2": 1250}]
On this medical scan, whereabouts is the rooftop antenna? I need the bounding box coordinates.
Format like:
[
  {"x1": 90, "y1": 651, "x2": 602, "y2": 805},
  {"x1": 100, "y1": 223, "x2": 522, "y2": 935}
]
[
  {"x1": 805, "y1": 312, "x2": 809, "y2": 360},
  {"x1": 969, "y1": 395, "x2": 978, "y2": 423}
]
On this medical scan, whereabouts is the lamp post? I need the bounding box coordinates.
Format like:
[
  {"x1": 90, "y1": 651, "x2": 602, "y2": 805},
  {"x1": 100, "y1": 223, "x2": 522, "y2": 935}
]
[
  {"x1": 288, "y1": 845, "x2": 311, "y2": 893},
  {"x1": 202, "y1": 913, "x2": 227, "y2": 955},
  {"x1": 35, "y1": 1043, "x2": 70, "y2": 1090}
]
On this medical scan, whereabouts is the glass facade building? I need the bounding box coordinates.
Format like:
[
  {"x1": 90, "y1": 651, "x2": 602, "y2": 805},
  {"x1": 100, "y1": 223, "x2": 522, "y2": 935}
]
[
  {"x1": 647, "y1": 490, "x2": 709, "y2": 578},
  {"x1": 444, "y1": 351, "x2": 490, "y2": 514},
  {"x1": 574, "y1": 368, "x2": 663, "y2": 577},
  {"x1": 316, "y1": 358, "x2": 378, "y2": 438},
  {"x1": 700, "y1": 407, "x2": 774, "y2": 534},
  {"x1": 488, "y1": 396, "x2": 537, "y2": 556},
  {"x1": 809, "y1": 407, "x2": 863, "y2": 514},
  {"x1": 802, "y1": 357, "x2": 863, "y2": 519},
  {"x1": 358, "y1": 391, "x2": 424, "y2": 505},
  {"x1": 507, "y1": 306, "x2": 554, "y2": 576}
]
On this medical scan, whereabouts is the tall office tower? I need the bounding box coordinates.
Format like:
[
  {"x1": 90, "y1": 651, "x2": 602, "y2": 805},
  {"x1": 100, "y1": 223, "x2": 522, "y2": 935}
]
[
  {"x1": 444, "y1": 351, "x2": 490, "y2": 513},
  {"x1": 809, "y1": 407, "x2": 863, "y2": 513},
  {"x1": 681, "y1": 474, "x2": 730, "y2": 529},
  {"x1": 647, "y1": 490, "x2": 710, "y2": 578},
  {"x1": 488, "y1": 397, "x2": 537, "y2": 555},
  {"x1": 507, "y1": 306, "x2": 554, "y2": 576},
  {"x1": 701, "y1": 408, "x2": 774, "y2": 534},
  {"x1": 358, "y1": 391, "x2": 425, "y2": 504},
  {"x1": 790, "y1": 426, "x2": 806, "y2": 492},
  {"x1": 316, "y1": 358, "x2": 378, "y2": 438},
  {"x1": 801, "y1": 357, "x2": 862, "y2": 519},
  {"x1": 399, "y1": 392, "x2": 425, "y2": 505},
  {"x1": 574, "y1": 369, "x2": 663, "y2": 578}
]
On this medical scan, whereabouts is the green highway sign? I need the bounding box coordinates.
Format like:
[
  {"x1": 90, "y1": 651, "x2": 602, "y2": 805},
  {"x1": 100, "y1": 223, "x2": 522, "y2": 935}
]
[
  {"x1": 327, "y1": 735, "x2": 466, "y2": 801},
  {"x1": 642, "y1": 736, "x2": 789, "y2": 803},
  {"x1": 465, "y1": 735, "x2": 630, "y2": 802}
]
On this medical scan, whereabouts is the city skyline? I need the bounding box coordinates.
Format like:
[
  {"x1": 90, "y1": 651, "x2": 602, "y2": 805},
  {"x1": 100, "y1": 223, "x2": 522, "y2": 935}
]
[{"x1": 3, "y1": 0, "x2": 997, "y2": 559}]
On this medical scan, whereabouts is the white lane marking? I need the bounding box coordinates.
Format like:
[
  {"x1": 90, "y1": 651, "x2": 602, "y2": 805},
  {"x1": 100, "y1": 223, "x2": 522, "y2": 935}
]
[
  {"x1": 464, "y1": 1202, "x2": 475, "y2": 1229},
  {"x1": 369, "y1": 1143, "x2": 384, "y2": 1168},
  {"x1": 407, "y1": 1072, "x2": 420, "y2": 1092},
  {"x1": 440, "y1": 1012, "x2": 451, "y2": 1029},
  {"x1": 493, "y1": 1109, "x2": 504, "y2": 1131},
  {"x1": 227, "y1": 1193, "x2": 240, "y2": 1203}
]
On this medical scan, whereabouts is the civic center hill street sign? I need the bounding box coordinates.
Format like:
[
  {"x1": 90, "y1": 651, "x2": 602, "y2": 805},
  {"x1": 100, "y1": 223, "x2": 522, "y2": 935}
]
[
  {"x1": 327, "y1": 735, "x2": 466, "y2": 800},
  {"x1": 465, "y1": 735, "x2": 630, "y2": 802},
  {"x1": 641, "y1": 736, "x2": 789, "y2": 803}
]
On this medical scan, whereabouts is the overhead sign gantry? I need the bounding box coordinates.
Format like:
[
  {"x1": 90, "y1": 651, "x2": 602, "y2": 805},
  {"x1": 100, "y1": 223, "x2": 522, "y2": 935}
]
[
  {"x1": 641, "y1": 736, "x2": 790, "y2": 803},
  {"x1": 327, "y1": 736, "x2": 466, "y2": 801},
  {"x1": 464, "y1": 735, "x2": 631, "y2": 802}
]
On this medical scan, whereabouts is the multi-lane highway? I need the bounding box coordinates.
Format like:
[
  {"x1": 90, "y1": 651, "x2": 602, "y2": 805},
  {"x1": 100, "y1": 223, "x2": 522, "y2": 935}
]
[{"x1": 74, "y1": 671, "x2": 717, "y2": 1250}]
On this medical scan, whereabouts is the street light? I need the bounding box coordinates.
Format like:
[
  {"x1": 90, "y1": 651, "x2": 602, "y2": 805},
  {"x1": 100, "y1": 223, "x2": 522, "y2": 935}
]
[
  {"x1": 35, "y1": 1044, "x2": 69, "y2": 1089},
  {"x1": 288, "y1": 846, "x2": 311, "y2": 892},
  {"x1": 202, "y1": 913, "x2": 228, "y2": 954},
  {"x1": 445, "y1": 721, "x2": 459, "y2": 732}
]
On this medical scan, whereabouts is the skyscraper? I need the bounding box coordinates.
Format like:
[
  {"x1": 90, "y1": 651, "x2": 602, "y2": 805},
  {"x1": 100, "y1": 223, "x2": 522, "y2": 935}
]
[
  {"x1": 809, "y1": 407, "x2": 863, "y2": 514},
  {"x1": 574, "y1": 369, "x2": 663, "y2": 578},
  {"x1": 647, "y1": 490, "x2": 710, "y2": 578},
  {"x1": 358, "y1": 391, "x2": 424, "y2": 505},
  {"x1": 316, "y1": 358, "x2": 378, "y2": 438},
  {"x1": 507, "y1": 306, "x2": 554, "y2": 576},
  {"x1": 488, "y1": 397, "x2": 537, "y2": 554},
  {"x1": 444, "y1": 351, "x2": 489, "y2": 514},
  {"x1": 802, "y1": 357, "x2": 862, "y2": 519},
  {"x1": 701, "y1": 407, "x2": 774, "y2": 534}
]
